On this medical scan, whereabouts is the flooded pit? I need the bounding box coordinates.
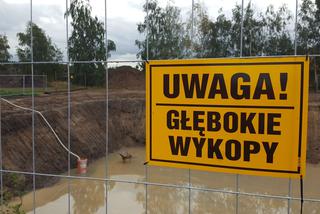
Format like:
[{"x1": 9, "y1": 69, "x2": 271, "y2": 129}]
[{"x1": 15, "y1": 147, "x2": 320, "y2": 214}]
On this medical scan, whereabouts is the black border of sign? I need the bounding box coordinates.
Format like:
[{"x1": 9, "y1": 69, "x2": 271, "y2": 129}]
[{"x1": 149, "y1": 61, "x2": 304, "y2": 174}]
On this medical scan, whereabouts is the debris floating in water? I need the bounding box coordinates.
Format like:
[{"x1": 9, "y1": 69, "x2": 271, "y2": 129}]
[{"x1": 119, "y1": 151, "x2": 132, "y2": 162}]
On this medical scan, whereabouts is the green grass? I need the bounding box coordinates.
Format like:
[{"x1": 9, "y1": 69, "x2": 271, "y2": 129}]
[{"x1": 0, "y1": 88, "x2": 44, "y2": 97}]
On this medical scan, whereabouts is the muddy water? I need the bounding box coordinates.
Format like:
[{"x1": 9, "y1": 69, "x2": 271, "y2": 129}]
[{"x1": 20, "y1": 147, "x2": 320, "y2": 214}]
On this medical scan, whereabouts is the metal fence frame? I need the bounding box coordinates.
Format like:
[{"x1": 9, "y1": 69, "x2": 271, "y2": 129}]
[{"x1": 0, "y1": 0, "x2": 319, "y2": 213}]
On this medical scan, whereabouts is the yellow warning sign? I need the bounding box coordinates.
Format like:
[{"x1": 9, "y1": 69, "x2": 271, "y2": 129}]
[{"x1": 146, "y1": 57, "x2": 309, "y2": 178}]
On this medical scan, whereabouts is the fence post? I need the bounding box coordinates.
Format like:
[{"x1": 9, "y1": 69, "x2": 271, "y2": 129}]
[
  {"x1": 45, "y1": 75, "x2": 48, "y2": 92},
  {"x1": 288, "y1": 179, "x2": 292, "y2": 214},
  {"x1": 236, "y1": 0, "x2": 245, "y2": 213},
  {"x1": 0, "y1": 94, "x2": 3, "y2": 211},
  {"x1": 145, "y1": 0, "x2": 149, "y2": 213},
  {"x1": 236, "y1": 174, "x2": 239, "y2": 214},
  {"x1": 189, "y1": 169, "x2": 191, "y2": 214},
  {"x1": 287, "y1": 0, "x2": 299, "y2": 212},
  {"x1": 294, "y1": 0, "x2": 298, "y2": 56},
  {"x1": 30, "y1": 0, "x2": 37, "y2": 213},
  {"x1": 65, "y1": 0, "x2": 72, "y2": 213},
  {"x1": 314, "y1": 57, "x2": 318, "y2": 93},
  {"x1": 188, "y1": 1, "x2": 195, "y2": 213},
  {"x1": 104, "y1": 0, "x2": 110, "y2": 213},
  {"x1": 23, "y1": 75, "x2": 25, "y2": 95},
  {"x1": 240, "y1": 0, "x2": 244, "y2": 58},
  {"x1": 43, "y1": 74, "x2": 45, "y2": 92},
  {"x1": 84, "y1": 72, "x2": 87, "y2": 88}
]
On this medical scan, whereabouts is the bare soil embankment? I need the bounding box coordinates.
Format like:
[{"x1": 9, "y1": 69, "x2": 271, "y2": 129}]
[{"x1": 1, "y1": 66, "x2": 145, "y2": 189}]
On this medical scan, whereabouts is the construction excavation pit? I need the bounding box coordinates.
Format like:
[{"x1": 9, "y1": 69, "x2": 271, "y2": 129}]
[{"x1": 0, "y1": 67, "x2": 319, "y2": 213}]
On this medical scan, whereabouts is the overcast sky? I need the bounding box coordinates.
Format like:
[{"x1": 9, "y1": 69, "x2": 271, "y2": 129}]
[{"x1": 0, "y1": 0, "x2": 296, "y2": 62}]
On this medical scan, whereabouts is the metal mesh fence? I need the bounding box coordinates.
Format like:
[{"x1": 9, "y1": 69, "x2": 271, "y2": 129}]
[{"x1": 0, "y1": 0, "x2": 319, "y2": 213}]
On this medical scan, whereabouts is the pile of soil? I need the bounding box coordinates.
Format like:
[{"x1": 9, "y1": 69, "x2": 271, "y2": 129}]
[{"x1": 108, "y1": 66, "x2": 145, "y2": 90}]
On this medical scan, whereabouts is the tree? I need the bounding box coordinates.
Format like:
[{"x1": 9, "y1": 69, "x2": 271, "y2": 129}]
[
  {"x1": 242, "y1": 3, "x2": 265, "y2": 56},
  {"x1": 17, "y1": 22, "x2": 62, "y2": 62},
  {"x1": 191, "y1": 2, "x2": 263, "y2": 57},
  {"x1": 17, "y1": 22, "x2": 63, "y2": 81},
  {"x1": 262, "y1": 5, "x2": 294, "y2": 55},
  {"x1": 191, "y1": 2, "x2": 264, "y2": 58},
  {"x1": 297, "y1": 0, "x2": 320, "y2": 54},
  {"x1": 192, "y1": 7, "x2": 233, "y2": 58},
  {"x1": 0, "y1": 34, "x2": 11, "y2": 61},
  {"x1": 298, "y1": 0, "x2": 320, "y2": 91},
  {"x1": 230, "y1": 4, "x2": 242, "y2": 56},
  {"x1": 67, "y1": 0, "x2": 116, "y2": 86},
  {"x1": 135, "y1": 0, "x2": 185, "y2": 65},
  {"x1": 185, "y1": 2, "x2": 209, "y2": 57},
  {"x1": 315, "y1": 0, "x2": 320, "y2": 27},
  {"x1": 192, "y1": 2, "x2": 293, "y2": 57}
]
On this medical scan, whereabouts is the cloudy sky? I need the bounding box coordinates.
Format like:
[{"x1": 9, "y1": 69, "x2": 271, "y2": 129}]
[{"x1": 0, "y1": 0, "x2": 296, "y2": 61}]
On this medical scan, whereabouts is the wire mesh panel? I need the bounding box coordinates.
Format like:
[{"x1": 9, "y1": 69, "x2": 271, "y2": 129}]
[
  {"x1": 0, "y1": 0, "x2": 320, "y2": 214},
  {"x1": 191, "y1": 190, "x2": 236, "y2": 214}
]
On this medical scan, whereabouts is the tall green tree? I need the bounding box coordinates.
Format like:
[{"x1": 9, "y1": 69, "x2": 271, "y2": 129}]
[
  {"x1": 188, "y1": 4, "x2": 232, "y2": 58},
  {"x1": 0, "y1": 34, "x2": 11, "y2": 62},
  {"x1": 136, "y1": 0, "x2": 185, "y2": 64},
  {"x1": 185, "y1": 2, "x2": 208, "y2": 57},
  {"x1": 262, "y1": 5, "x2": 293, "y2": 55},
  {"x1": 229, "y1": 4, "x2": 242, "y2": 56},
  {"x1": 297, "y1": 0, "x2": 320, "y2": 54},
  {"x1": 243, "y1": 3, "x2": 265, "y2": 56},
  {"x1": 190, "y1": 2, "x2": 293, "y2": 57},
  {"x1": 190, "y1": 2, "x2": 264, "y2": 57},
  {"x1": 316, "y1": 0, "x2": 320, "y2": 20},
  {"x1": 196, "y1": 9, "x2": 232, "y2": 58},
  {"x1": 191, "y1": 2, "x2": 263, "y2": 57},
  {"x1": 298, "y1": 0, "x2": 320, "y2": 90},
  {"x1": 17, "y1": 22, "x2": 63, "y2": 81},
  {"x1": 17, "y1": 22, "x2": 62, "y2": 62},
  {"x1": 67, "y1": 0, "x2": 116, "y2": 86}
]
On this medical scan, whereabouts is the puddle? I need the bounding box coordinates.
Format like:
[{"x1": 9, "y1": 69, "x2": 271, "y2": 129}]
[{"x1": 14, "y1": 147, "x2": 320, "y2": 213}]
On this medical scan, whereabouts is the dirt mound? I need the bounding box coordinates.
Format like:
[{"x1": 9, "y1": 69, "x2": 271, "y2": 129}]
[{"x1": 109, "y1": 66, "x2": 145, "y2": 90}]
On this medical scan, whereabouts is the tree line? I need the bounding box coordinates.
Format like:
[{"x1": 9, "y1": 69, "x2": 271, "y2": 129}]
[
  {"x1": 0, "y1": 0, "x2": 115, "y2": 86},
  {"x1": 136, "y1": 0, "x2": 320, "y2": 60},
  {"x1": 0, "y1": 0, "x2": 319, "y2": 87}
]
